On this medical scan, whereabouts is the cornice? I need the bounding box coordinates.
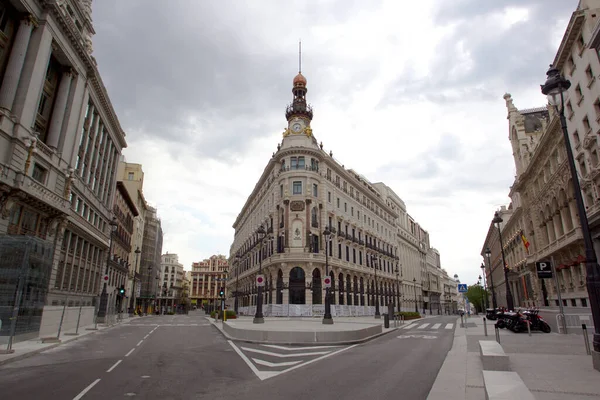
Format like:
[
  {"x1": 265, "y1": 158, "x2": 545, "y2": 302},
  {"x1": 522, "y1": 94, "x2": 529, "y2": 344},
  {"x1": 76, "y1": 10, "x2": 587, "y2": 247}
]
[
  {"x1": 553, "y1": 10, "x2": 586, "y2": 70},
  {"x1": 232, "y1": 158, "x2": 276, "y2": 228}
]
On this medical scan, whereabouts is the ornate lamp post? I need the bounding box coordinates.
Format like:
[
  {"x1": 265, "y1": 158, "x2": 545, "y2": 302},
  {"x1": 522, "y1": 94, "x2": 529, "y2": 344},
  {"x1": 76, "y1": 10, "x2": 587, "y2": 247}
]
[
  {"x1": 372, "y1": 254, "x2": 381, "y2": 318},
  {"x1": 480, "y1": 263, "x2": 489, "y2": 310},
  {"x1": 492, "y1": 211, "x2": 514, "y2": 311},
  {"x1": 97, "y1": 217, "x2": 118, "y2": 320},
  {"x1": 484, "y1": 247, "x2": 497, "y2": 309},
  {"x1": 254, "y1": 225, "x2": 271, "y2": 324},
  {"x1": 234, "y1": 254, "x2": 241, "y2": 314},
  {"x1": 542, "y1": 65, "x2": 600, "y2": 365},
  {"x1": 413, "y1": 277, "x2": 418, "y2": 313},
  {"x1": 322, "y1": 226, "x2": 334, "y2": 324},
  {"x1": 129, "y1": 246, "x2": 141, "y2": 315}
]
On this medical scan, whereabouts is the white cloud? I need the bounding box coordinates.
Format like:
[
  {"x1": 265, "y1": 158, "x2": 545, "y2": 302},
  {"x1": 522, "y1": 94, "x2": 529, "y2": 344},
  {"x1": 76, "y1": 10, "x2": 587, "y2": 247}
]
[{"x1": 93, "y1": 0, "x2": 575, "y2": 288}]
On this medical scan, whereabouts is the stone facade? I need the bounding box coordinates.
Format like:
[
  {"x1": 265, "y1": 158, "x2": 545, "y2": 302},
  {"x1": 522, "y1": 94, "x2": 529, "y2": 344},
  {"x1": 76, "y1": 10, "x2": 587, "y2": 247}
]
[
  {"x1": 190, "y1": 255, "x2": 229, "y2": 310},
  {"x1": 0, "y1": 0, "x2": 127, "y2": 309},
  {"x1": 157, "y1": 252, "x2": 184, "y2": 312},
  {"x1": 226, "y1": 71, "x2": 442, "y2": 313}
]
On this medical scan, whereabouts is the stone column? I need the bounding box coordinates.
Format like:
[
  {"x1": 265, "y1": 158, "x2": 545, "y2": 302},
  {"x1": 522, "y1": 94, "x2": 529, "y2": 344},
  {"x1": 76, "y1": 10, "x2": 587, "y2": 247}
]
[
  {"x1": 46, "y1": 69, "x2": 73, "y2": 148},
  {"x1": 0, "y1": 15, "x2": 35, "y2": 112},
  {"x1": 282, "y1": 276, "x2": 289, "y2": 305},
  {"x1": 305, "y1": 279, "x2": 312, "y2": 306}
]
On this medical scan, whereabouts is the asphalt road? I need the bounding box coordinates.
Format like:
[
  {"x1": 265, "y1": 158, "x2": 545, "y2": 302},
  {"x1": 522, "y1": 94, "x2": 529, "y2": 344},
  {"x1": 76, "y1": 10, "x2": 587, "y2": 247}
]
[{"x1": 0, "y1": 313, "x2": 457, "y2": 400}]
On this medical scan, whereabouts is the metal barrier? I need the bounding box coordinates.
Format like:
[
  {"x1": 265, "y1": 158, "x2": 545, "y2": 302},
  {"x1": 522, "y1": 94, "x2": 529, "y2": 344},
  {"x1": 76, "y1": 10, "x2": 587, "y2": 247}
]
[{"x1": 556, "y1": 314, "x2": 595, "y2": 334}]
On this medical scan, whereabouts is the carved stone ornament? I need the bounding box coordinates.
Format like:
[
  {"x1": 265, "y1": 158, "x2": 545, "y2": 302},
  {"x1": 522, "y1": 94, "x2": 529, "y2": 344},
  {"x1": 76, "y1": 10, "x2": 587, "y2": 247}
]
[{"x1": 290, "y1": 200, "x2": 305, "y2": 211}]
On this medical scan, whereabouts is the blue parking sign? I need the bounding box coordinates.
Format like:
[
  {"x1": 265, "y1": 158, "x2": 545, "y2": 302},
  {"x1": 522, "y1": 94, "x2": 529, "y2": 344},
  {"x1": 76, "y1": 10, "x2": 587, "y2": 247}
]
[{"x1": 458, "y1": 284, "x2": 468, "y2": 293}]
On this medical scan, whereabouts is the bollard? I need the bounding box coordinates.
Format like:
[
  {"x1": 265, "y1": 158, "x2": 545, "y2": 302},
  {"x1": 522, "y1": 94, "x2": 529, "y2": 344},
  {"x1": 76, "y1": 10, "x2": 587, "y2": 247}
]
[
  {"x1": 75, "y1": 297, "x2": 83, "y2": 334},
  {"x1": 483, "y1": 317, "x2": 488, "y2": 337},
  {"x1": 495, "y1": 325, "x2": 500, "y2": 344},
  {"x1": 583, "y1": 324, "x2": 592, "y2": 355},
  {"x1": 56, "y1": 299, "x2": 68, "y2": 339},
  {"x1": 460, "y1": 314, "x2": 464, "y2": 328},
  {"x1": 527, "y1": 319, "x2": 531, "y2": 337}
]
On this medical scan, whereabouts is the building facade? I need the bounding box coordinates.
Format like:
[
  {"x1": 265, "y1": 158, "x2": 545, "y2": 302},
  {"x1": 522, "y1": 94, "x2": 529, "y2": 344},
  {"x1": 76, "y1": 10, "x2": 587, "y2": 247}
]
[
  {"x1": 139, "y1": 205, "x2": 162, "y2": 313},
  {"x1": 226, "y1": 71, "x2": 442, "y2": 316},
  {"x1": 157, "y1": 252, "x2": 184, "y2": 313},
  {"x1": 190, "y1": 254, "x2": 228, "y2": 310},
  {"x1": 0, "y1": 0, "x2": 126, "y2": 317}
]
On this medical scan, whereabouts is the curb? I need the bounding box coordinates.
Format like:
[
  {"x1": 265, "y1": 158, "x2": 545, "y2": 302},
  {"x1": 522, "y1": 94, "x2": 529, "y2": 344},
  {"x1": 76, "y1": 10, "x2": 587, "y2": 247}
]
[
  {"x1": 0, "y1": 318, "x2": 134, "y2": 367},
  {"x1": 206, "y1": 317, "x2": 400, "y2": 346}
]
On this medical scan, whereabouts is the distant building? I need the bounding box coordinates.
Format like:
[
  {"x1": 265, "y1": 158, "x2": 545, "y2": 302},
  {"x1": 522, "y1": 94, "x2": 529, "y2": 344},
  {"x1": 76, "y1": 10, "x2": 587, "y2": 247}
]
[
  {"x1": 190, "y1": 255, "x2": 229, "y2": 309},
  {"x1": 158, "y1": 252, "x2": 184, "y2": 312},
  {"x1": 139, "y1": 206, "x2": 162, "y2": 312}
]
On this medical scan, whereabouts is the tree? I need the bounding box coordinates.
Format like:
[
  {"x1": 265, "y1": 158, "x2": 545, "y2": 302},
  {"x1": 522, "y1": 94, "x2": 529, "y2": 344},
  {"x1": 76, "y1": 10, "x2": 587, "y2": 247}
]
[{"x1": 465, "y1": 285, "x2": 488, "y2": 313}]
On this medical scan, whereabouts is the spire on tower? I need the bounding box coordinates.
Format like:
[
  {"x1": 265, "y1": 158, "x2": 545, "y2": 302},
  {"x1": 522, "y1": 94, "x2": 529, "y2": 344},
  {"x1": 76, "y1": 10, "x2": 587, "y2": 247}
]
[{"x1": 299, "y1": 40, "x2": 302, "y2": 73}]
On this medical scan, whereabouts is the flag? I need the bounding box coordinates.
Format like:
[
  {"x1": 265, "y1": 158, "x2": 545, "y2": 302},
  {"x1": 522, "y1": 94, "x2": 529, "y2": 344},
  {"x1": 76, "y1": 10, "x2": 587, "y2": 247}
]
[{"x1": 520, "y1": 231, "x2": 530, "y2": 253}]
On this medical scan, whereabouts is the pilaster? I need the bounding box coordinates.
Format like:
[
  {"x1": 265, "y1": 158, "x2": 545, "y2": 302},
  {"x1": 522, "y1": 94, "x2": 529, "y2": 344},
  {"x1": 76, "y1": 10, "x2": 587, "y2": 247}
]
[{"x1": 46, "y1": 68, "x2": 74, "y2": 149}]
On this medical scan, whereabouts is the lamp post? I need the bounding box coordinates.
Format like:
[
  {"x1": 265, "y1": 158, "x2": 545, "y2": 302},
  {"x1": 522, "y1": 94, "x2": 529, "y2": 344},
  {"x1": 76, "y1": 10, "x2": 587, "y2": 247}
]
[
  {"x1": 97, "y1": 217, "x2": 118, "y2": 320},
  {"x1": 542, "y1": 65, "x2": 600, "y2": 363},
  {"x1": 485, "y1": 247, "x2": 497, "y2": 309},
  {"x1": 253, "y1": 225, "x2": 269, "y2": 324},
  {"x1": 492, "y1": 211, "x2": 514, "y2": 311},
  {"x1": 395, "y1": 264, "x2": 401, "y2": 312},
  {"x1": 372, "y1": 254, "x2": 380, "y2": 318},
  {"x1": 234, "y1": 254, "x2": 241, "y2": 314},
  {"x1": 129, "y1": 246, "x2": 141, "y2": 315},
  {"x1": 322, "y1": 226, "x2": 334, "y2": 324},
  {"x1": 480, "y1": 263, "x2": 489, "y2": 310},
  {"x1": 413, "y1": 277, "x2": 418, "y2": 313}
]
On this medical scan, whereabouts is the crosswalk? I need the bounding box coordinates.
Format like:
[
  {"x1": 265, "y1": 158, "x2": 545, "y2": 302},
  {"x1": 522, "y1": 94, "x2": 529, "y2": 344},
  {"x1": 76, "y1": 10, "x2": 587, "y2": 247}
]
[
  {"x1": 127, "y1": 323, "x2": 210, "y2": 327},
  {"x1": 229, "y1": 341, "x2": 356, "y2": 381},
  {"x1": 400, "y1": 322, "x2": 454, "y2": 331}
]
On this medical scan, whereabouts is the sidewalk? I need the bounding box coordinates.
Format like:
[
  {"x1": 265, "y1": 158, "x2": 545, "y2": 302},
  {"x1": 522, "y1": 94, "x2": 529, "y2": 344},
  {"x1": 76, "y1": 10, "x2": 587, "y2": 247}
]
[
  {"x1": 427, "y1": 315, "x2": 600, "y2": 400},
  {"x1": 0, "y1": 315, "x2": 136, "y2": 366}
]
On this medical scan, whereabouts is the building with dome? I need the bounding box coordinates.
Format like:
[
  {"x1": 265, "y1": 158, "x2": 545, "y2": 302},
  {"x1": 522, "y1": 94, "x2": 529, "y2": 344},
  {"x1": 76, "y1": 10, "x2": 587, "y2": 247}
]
[{"x1": 227, "y1": 69, "x2": 448, "y2": 317}]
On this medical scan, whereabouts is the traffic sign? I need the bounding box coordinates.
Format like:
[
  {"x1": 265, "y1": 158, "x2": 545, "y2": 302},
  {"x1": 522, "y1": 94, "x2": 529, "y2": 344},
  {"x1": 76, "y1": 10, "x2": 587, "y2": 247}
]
[
  {"x1": 103, "y1": 274, "x2": 109, "y2": 282},
  {"x1": 323, "y1": 277, "x2": 331, "y2": 288},
  {"x1": 256, "y1": 274, "x2": 265, "y2": 287},
  {"x1": 458, "y1": 283, "x2": 467, "y2": 293},
  {"x1": 536, "y1": 261, "x2": 553, "y2": 279}
]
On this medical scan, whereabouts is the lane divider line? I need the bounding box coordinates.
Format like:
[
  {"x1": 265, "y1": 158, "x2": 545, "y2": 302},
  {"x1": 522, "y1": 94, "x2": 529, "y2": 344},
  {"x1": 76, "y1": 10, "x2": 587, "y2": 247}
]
[
  {"x1": 125, "y1": 348, "x2": 135, "y2": 357},
  {"x1": 136, "y1": 340, "x2": 143, "y2": 347},
  {"x1": 72, "y1": 378, "x2": 101, "y2": 400},
  {"x1": 106, "y1": 360, "x2": 122, "y2": 373}
]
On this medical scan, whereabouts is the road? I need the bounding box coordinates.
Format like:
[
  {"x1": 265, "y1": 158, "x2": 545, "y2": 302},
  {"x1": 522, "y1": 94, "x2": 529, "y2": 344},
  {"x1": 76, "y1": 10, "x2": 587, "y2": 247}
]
[{"x1": 0, "y1": 312, "x2": 457, "y2": 400}]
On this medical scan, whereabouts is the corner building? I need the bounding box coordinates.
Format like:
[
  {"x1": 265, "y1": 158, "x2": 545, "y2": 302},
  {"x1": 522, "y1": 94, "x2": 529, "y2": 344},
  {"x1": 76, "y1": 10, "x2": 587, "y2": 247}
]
[{"x1": 228, "y1": 72, "x2": 439, "y2": 316}]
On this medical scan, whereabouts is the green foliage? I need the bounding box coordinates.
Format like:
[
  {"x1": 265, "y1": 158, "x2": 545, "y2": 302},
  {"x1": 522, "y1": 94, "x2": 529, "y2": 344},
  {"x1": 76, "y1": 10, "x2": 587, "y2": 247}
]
[
  {"x1": 465, "y1": 285, "x2": 488, "y2": 313},
  {"x1": 210, "y1": 310, "x2": 237, "y2": 319},
  {"x1": 395, "y1": 311, "x2": 421, "y2": 320}
]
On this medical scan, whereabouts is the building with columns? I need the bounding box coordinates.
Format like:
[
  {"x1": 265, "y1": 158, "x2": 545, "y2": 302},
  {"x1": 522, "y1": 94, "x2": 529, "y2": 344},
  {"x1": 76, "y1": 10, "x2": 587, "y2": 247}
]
[
  {"x1": 480, "y1": 0, "x2": 600, "y2": 310},
  {"x1": 226, "y1": 70, "x2": 442, "y2": 316},
  {"x1": 139, "y1": 206, "x2": 162, "y2": 313},
  {"x1": 0, "y1": 0, "x2": 127, "y2": 314},
  {"x1": 157, "y1": 252, "x2": 184, "y2": 313},
  {"x1": 190, "y1": 255, "x2": 229, "y2": 310}
]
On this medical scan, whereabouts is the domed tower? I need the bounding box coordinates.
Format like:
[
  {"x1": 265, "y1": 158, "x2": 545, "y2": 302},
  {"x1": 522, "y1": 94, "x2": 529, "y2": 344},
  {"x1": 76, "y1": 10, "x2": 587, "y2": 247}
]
[{"x1": 284, "y1": 42, "x2": 314, "y2": 136}]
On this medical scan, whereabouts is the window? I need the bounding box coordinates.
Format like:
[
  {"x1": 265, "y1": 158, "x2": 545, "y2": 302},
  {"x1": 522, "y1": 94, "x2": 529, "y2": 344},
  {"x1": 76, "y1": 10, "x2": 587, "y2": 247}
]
[
  {"x1": 337, "y1": 198, "x2": 340, "y2": 208},
  {"x1": 583, "y1": 115, "x2": 591, "y2": 133},
  {"x1": 312, "y1": 183, "x2": 318, "y2": 197},
  {"x1": 575, "y1": 84, "x2": 583, "y2": 104},
  {"x1": 344, "y1": 202, "x2": 347, "y2": 212},
  {"x1": 128, "y1": 172, "x2": 134, "y2": 180},
  {"x1": 35, "y1": 56, "x2": 62, "y2": 143},
  {"x1": 292, "y1": 181, "x2": 302, "y2": 195},
  {"x1": 0, "y1": 3, "x2": 17, "y2": 83},
  {"x1": 586, "y1": 65, "x2": 595, "y2": 86},
  {"x1": 280, "y1": 184, "x2": 283, "y2": 197},
  {"x1": 351, "y1": 206, "x2": 354, "y2": 216},
  {"x1": 31, "y1": 164, "x2": 47, "y2": 183},
  {"x1": 328, "y1": 191, "x2": 331, "y2": 202},
  {"x1": 291, "y1": 156, "x2": 305, "y2": 170}
]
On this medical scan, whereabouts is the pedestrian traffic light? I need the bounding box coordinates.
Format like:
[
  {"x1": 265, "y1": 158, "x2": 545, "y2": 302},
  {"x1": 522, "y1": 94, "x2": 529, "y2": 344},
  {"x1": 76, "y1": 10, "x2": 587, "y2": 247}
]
[
  {"x1": 219, "y1": 287, "x2": 224, "y2": 297},
  {"x1": 119, "y1": 285, "x2": 125, "y2": 296}
]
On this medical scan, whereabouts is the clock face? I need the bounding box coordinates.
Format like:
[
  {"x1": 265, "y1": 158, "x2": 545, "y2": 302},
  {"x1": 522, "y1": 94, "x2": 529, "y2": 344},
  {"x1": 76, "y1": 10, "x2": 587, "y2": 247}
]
[{"x1": 292, "y1": 122, "x2": 302, "y2": 133}]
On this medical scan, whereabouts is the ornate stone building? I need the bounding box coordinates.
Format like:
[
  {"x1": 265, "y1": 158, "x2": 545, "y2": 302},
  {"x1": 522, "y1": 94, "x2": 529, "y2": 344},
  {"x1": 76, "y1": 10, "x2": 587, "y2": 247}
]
[
  {"x1": 0, "y1": 0, "x2": 127, "y2": 310},
  {"x1": 190, "y1": 254, "x2": 228, "y2": 310},
  {"x1": 227, "y1": 70, "x2": 441, "y2": 316}
]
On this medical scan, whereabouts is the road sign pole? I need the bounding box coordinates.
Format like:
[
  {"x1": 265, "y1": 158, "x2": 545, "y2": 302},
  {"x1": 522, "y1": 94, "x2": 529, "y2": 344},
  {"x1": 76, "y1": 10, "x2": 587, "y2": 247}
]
[{"x1": 551, "y1": 256, "x2": 567, "y2": 334}]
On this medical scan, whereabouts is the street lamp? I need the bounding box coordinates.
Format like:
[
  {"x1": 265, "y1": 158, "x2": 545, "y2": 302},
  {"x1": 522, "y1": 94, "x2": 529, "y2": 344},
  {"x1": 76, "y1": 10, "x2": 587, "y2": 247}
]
[
  {"x1": 395, "y1": 264, "x2": 401, "y2": 312},
  {"x1": 413, "y1": 277, "x2": 418, "y2": 313},
  {"x1": 322, "y1": 226, "x2": 334, "y2": 324},
  {"x1": 492, "y1": 211, "x2": 514, "y2": 311},
  {"x1": 234, "y1": 254, "x2": 241, "y2": 314},
  {"x1": 480, "y1": 263, "x2": 489, "y2": 310},
  {"x1": 97, "y1": 216, "x2": 118, "y2": 320},
  {"x1": 253, "y1": 224, "x2": 269, "y2": 324},
  {"x1": 129, "y1": 246, "x2": 141, "y2": 314},
  {"x1": 542, "y1": 65, "x2": 600, "y2": 362},
  {"x1": 372, "y1": 254, "x2": 380, "y2": 319},
  {"x1": 484, "y1": 247, "x2": 497, "y2": 309}
]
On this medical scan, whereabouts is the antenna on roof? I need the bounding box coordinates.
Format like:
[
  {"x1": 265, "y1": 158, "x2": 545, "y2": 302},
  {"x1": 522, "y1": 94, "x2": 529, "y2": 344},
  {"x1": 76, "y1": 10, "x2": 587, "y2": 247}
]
[{"x1": 299, "y1": 40, "x2": 302, "y2": 73}]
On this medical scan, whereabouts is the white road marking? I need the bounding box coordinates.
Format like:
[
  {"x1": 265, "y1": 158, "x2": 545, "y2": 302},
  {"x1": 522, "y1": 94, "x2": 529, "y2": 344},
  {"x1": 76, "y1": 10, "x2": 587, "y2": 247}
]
[
  {"x1": 144, "y1": 335, "x2": 149, "y2": 339},
  {"x1": 125, "y1": 348, "x2": 135, "y2": 357},
  {"x1": 445, "y1": 323, "x2": 454, "y2": 329},
  {"x1": 72, "y1": 378, "x2": 101, "y2": 400},
  {"x1": 252, "y1": 358, "x2": 303, "y2": 367},
  {"x1": 261, "y1": 344, "x2": 341, "y2": 351},
  {"x1": 229, "y1": 340, "x2": 357, "y2": 381},
  {"x1": 403, "y1": 323, "x2": 418, "y2": 330},
  {"x1": 106, "y1": 360, "x2": 122, "y2": 373},
  {"x1": 417, "y1": 323, "x2": 429, "y2": 329},
  {"x1": 431, "y1": 323, "x2": 441, "y2": 329},
  {"x1": 136, "y1": 340, "x2": 143, "y2": 346},
  {"x1": 240, "y1": 347, "x2": 331, "y2": 358}
]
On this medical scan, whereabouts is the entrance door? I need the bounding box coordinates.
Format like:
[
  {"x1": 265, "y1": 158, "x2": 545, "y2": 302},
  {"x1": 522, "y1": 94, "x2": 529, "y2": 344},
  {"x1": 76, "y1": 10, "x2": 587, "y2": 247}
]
[{"x1": 289, "y1": 267, "x2": 305, "y2": 304}]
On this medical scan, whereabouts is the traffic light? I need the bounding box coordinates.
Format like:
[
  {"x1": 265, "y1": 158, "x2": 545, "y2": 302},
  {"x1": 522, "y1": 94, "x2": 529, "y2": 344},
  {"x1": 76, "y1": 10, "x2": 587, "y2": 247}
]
[
  {"x1": 119, "y1": 285, "x2": 125, "y2": 296},
  {"x1": 219, "y1": 287, "x2": 224, "y2": 297}
]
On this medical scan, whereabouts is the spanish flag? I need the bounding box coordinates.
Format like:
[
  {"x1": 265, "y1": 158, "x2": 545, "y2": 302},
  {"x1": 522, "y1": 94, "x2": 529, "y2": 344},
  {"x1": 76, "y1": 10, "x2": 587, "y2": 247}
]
[{"x1": 520, "y1": 230, "x2": 530, "y2": 253}]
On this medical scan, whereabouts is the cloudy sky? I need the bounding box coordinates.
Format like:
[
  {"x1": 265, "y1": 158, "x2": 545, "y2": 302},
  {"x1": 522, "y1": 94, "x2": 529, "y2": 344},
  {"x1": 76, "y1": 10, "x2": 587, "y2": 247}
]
[{"x1": 91, "y1": 0, "x2": 578, "y2": 285}]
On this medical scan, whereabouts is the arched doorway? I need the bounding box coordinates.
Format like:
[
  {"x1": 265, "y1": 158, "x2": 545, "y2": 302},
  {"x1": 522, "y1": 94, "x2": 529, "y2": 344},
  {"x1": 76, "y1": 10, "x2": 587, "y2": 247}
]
[
  {"x1": 312, "y1": 269, "x2": 322, "y2": 304},
  {"x1": 289, "y1": 267, "x2": 305, "y2": 304}
]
